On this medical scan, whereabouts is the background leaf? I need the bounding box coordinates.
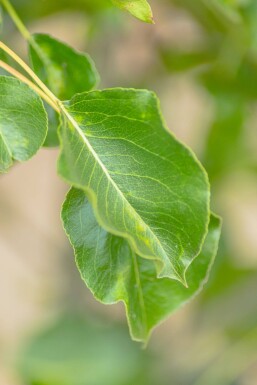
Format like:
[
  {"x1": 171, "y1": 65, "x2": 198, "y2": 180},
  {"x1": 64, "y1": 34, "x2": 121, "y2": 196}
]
[
  {"x1": 0, "y1": 76, "x2": 47, "y2": 172},
  {"x1": 18, "y1": 315, "x2": 150, "y2": 385},
  {"x1": 111, "y1": 0, "x2": 153, "y2": 23},
  {"x1": 29, "y1": 34, "x2": 99, "y2": 101},
  {"x1": 29, "y1": 34, "x2": 99, "y2": 146},
  {"x1": 62, "y1": 188, "x2": 221, "y2": 341},
  {"x1": 58, "y1": 88, "x2": 210, "y2": 284}
]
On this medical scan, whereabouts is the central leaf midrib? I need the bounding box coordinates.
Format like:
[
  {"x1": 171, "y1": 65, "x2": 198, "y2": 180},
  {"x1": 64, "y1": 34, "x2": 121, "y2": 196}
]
[{"x1": 60, "y1": 102, "x2": 182, "y2": 281}]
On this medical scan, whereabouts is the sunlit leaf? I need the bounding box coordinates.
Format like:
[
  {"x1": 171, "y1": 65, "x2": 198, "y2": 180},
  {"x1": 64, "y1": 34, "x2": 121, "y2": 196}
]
[
  {"x1": 58, "y1": 88, "x2": 210, "y2": 284},
  {"x1": 0, "y1": 76, "x2": 47, "y2": 172},
  {"x1": 62, "y1": 188, "x2": 221, "y2": 341},
  {"x1": 111, "y1": 0, "x2": 154, "y2": 23}
]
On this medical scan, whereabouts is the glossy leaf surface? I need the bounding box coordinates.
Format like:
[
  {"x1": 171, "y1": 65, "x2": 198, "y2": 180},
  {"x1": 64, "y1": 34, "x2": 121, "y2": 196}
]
[
  {"x1": 0, "y1": 76, "x2": 47, "y2": 172},
  {"x1": 62, "y1": 188, "x2": 221, "y2": 341},
  {"x1": 58, "y1": 88, "x2": 210, "y2": 283},
  {"x1": 111, "y1": 0, "x2": 153, "y2": 23}
]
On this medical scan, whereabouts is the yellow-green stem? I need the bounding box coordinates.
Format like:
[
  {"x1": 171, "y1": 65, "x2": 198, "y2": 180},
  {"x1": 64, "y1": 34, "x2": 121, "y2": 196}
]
[
  {"x1": 0, "y1": 41, "x2": 58, "y2": 106},
  {"x1": 0, "y1": 60, "x2": 60, "y2": 113}
]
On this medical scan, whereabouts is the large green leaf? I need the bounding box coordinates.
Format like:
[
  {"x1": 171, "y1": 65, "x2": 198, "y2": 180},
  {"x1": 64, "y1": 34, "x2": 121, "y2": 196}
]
[
  {"x1": 111, "y1": 0, "x2": 154, "y2": 23},
  {"x1": 62, "y1": 188, "x2": 221, "y2": 342},
  {"x1": 29, "y1": 34, "x2": 99, "y2": 146},
  {"x1": 0, "y1": 76, "x2": 47, "y2": 173},
  {"x1": 58, "y1": 88, "x2": 210, "y2": 284}
]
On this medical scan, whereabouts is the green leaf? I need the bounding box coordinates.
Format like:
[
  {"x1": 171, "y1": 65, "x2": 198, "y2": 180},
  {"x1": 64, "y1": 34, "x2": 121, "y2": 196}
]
[
  {"x1": 43, "y1": 104, "x2": 61, "y2": 147},
  {"x1": 111, "y1": 0, "x2": 154, "y2": 23},
  {"x1": 161, "y1": 48, "x2": 215, "y2": 73},
  {"x1": 18, "y1": 315, "x2": 149, "y2": 385},
  {"x1": 29, "y1": 34, "x2": 99, "y2": 101},
  {"x1": 203, "y1": 96, "x2": 245, "y2": 181},
  {"x1": 0, "y1": 49, "x2": 9, "y2": 76},
  {"x1": 29, "y1": 34, "x2": 99, "y2": 146},
  {"x1": 172, "y1": 0, "x2": 240, "y2": 33},
  {"x1": 58, "y1": 88, "x2": 210, "y2": 284},
  {"x1": 0, "y1": 76, "x2": 47, "y2": 173},
  {"x1": 62, "y1": 188, "x2": 221, "y2": 342}
]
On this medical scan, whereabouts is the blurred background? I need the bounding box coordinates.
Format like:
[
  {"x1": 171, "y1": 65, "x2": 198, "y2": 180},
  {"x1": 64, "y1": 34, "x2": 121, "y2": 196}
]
[{"x1": 1, "y1": 0, "x2": 257, "y2": 384}]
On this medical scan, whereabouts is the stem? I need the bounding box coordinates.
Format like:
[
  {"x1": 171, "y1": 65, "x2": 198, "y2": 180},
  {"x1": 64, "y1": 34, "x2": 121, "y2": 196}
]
[
  {"x1": 0, "y1": 60, "x2": 60, "y2": 113},
  {"x1": 0, "y1": 41, "x2": 58, "y2": 105},
  {"x1": 1, "y1": 0, "x2": 31, "y2": 41},
  {"x1": 0, "y1": 1, "x2": 61, "y2": 111}
]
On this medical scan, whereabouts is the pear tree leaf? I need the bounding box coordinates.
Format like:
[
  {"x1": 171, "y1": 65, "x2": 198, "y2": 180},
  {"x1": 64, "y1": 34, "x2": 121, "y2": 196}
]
[
  {"x1": 0, "y1": 76, "x2": 47, "y2": 173},
  {"x1": 62, "y1": 188, "x2": 221, "y2": 342},
  {"x1": 42, "y1": 105, "x2": 61, "y2": 147},
  {"x1": 111, "y1": 0, "x2": 154, "y2": 23},
  {"x1": 29, "y1": 34, "x2": 99, "y2": 101},
  {"x1": 58, "y1": 88, "x2": 210, "y2": 284},
  {"x1": 29, "y1": 34, "x2": 99, "y2": 146}
]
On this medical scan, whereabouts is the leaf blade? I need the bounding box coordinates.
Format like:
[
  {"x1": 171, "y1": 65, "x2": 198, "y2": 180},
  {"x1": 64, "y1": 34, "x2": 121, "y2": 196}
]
[
  {"x1": 0, "y1": 76, "x2": 47, "y2": 172},
  {"x1": 29, "y1": 33, "x2": 99, "y2": 146},
  {"x1": 58, "y1": 88, "x2": 210, "y2": 283},
  {"x1": 62, "y1": 187, "x2": 221, "y2": 342},
  {"x1": 29, "y1": 33, "x2": 99, "y2": 100},
  {"x1": 111, "y1": 0, "x2": 154, "y2": 23}
]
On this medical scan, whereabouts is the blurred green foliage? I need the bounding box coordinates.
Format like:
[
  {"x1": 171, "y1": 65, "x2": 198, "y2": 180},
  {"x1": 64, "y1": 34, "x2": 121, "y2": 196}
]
[
  {"x1": 18, "y1": 315, "x2": 152, "y2": 385},
  {"x1": 1, "y1": 0, "x2": 257, "y2": 384},
  {"x1": 162, "y1": 0, "x2": 257, "y2": 181},
  {"x1": 11, "y1": 0, "x2": 110, "y2": 19}
]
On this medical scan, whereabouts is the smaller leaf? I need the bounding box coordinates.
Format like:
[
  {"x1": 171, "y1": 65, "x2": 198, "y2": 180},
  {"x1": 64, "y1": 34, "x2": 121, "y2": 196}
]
[
  {"x1": 29, "y1": 34, "x2": 99, "y2": 146},
  {"x1": 29, "y1": 34, "x2": 99, "y2": 101},
  {"x1": 62, "y1": 188, "x2": 221, "y2": 342},
  {"x1": 0, "y1": 76, "x2": 47, "y2": 172},
  {"x1": 111, "y1": 0, "x2": 154, "y2": 23}
]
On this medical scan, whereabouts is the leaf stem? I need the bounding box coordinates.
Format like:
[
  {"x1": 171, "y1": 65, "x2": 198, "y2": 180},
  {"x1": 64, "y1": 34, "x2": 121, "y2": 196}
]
[
  {"x1": 0, "y1": 59, "x2": 60, "y2": 112},
  {"x1": 0, "y1": 41, "x2": 58, "y2": 106},
  {"x1": 0, "y1": 1, "x2": 61, "y2": 112}
]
